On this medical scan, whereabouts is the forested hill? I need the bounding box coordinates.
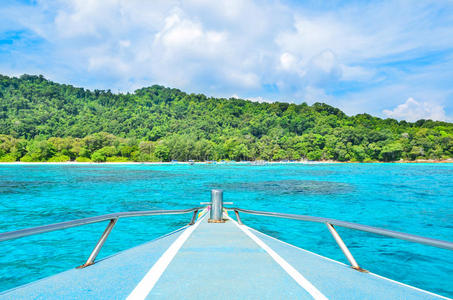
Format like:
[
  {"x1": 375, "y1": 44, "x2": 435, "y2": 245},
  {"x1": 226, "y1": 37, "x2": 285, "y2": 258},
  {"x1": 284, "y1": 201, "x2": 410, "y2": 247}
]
[{"x1": 0, "y1": 74, "x2": 452, "y2": 162}]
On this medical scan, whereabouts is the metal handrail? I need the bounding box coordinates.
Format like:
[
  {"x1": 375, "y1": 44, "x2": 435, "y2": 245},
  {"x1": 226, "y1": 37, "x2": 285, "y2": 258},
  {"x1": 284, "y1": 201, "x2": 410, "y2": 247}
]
[
  {"x1": 0, "y1": 207, "x2": 202, "y2": 268},
  {"x1": 229, "y1": 207, "x2": 453, "y2": 271},
  {"x1": 2, "y1": 204, "x2": 452, "y2": 272}
]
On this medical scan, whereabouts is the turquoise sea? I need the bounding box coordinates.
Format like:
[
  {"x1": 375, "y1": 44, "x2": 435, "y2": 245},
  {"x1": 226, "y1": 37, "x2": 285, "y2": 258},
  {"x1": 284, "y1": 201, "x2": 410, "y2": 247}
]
[{"x1": 0, "y1": 163, "x2": 452, "y2": 296}]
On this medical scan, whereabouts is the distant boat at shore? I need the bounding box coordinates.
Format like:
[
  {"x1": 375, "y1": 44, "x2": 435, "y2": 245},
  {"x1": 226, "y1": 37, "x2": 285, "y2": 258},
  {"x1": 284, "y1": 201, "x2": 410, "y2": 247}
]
[{"x1": 251, "y1": 160, "x2": 267, "y2": 165}]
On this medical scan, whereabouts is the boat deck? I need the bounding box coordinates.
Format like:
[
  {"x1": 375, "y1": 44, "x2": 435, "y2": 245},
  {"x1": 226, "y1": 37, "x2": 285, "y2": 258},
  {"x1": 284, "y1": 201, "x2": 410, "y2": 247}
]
[{"x1": 0, "y1": 212, "x2": 447, "y2": 299}]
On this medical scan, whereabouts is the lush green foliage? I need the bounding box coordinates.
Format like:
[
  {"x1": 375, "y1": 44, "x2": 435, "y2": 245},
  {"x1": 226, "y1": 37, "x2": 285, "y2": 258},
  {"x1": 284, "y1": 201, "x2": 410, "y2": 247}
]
[{"x1": 1, "y1": 74, "x2": 452, "y2": 162}]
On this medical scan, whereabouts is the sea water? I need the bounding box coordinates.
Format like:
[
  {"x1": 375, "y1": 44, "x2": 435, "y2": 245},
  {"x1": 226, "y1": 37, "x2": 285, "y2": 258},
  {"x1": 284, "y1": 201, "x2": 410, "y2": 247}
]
[{"x1": 0, "y1": 163, "x2": 452, "y2": 296}]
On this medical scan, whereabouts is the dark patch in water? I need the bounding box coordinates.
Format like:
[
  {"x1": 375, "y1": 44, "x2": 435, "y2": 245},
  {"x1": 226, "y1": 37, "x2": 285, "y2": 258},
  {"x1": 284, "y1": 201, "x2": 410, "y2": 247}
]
[
  {"x1": 73, "y1": 170, "x2": 180, "y2": 184},
  {"x1": 0, "y1": 180, "x2": 58, "y2": 194},
  {"x1": 209, "y1": 180, "x2": 354, "y2": 195}
]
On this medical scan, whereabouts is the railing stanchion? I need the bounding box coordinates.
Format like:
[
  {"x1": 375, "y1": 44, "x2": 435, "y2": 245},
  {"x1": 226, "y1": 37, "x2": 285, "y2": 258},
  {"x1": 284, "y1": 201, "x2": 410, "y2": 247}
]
[
  {"x1": 234, "y1": 210, "x2": 243, "y2": 225},
  {"x1": 189, "y1": 209, "x2": 199, "y2": 225},
  {"x1": 78, "y1": 218, "x2": 118, "y2": 269},
  {"x1": 326, "y1": 223, "x2": 365, "y2": 272}
]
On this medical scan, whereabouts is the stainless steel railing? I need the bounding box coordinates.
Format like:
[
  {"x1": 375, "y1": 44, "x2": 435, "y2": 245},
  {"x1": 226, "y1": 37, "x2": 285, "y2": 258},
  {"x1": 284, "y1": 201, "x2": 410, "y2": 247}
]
[
  {"x1": 1, "y1": 201, "x2": 452, "y2": 273},
  {"x1": 229, "y1": 207, "x2": 453, "y2": 271},
  {"x1": 0, "y1": 207, "x2": 202, "y2": 268}
]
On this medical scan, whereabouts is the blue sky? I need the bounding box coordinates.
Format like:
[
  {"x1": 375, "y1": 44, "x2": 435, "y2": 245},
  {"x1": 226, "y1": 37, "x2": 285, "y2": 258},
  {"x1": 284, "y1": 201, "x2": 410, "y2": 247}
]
[{"x1": 1, "y1": 0, "x2": 452, "y2": 121}]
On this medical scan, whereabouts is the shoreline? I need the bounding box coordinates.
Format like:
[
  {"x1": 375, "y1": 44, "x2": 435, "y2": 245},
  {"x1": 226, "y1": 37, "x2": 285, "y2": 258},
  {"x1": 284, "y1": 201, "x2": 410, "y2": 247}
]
[{"x1": 0, "y1": 159, "x2": 452, "y2": 165}]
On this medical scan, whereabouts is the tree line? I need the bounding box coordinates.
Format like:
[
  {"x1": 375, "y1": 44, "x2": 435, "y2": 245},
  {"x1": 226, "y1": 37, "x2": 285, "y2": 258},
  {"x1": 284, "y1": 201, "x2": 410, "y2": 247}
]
[{"x1": 0, "y1": 74, "x2": 452, "y2": 162}]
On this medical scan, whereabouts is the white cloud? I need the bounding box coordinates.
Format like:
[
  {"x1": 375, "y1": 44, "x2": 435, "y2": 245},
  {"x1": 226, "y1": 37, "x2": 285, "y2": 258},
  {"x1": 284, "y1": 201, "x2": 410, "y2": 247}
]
[
  {"x1": 119, "y1": 40, "x2": 131, "y2": 48},
  {"x1": 226, "y1": 71, "x2": 260, "y2": 88},
  {"x1": 300, "y1": 86, "x2": 331, "y2": 104},
  {"x1": 279, "y1": 52, "x2": 298, "y2": 72},
  {"x1": 340, "y1": 64, "x2": 375, "y2": 82},
  {"x1": 383, "y1": 98, "x2": 448, "y2": 122},
  {"x1": 245, "y1": 96, "x2": 274, "y2": 103},
  {"x1": 276, "y1": 15, "x2": 369, "y2": 62}
]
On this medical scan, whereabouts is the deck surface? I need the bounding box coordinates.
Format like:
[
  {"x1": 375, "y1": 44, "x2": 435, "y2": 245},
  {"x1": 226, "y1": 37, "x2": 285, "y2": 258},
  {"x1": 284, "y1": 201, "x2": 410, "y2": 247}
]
[{"x1": 0, "y1": 212, "x2": 448, "y2": 299}]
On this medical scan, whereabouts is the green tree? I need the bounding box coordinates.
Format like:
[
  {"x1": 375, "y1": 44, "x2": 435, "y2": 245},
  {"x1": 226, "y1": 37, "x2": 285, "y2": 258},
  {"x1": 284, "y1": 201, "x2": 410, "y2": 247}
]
[
  {"x1": 154, "y1": 143, "x2": 170, "y2": 161},
  {"x1": 380, "y1": 142, "x2": 403, "y2": 161},
  {"x1": 91, "y1": 150, "x2": 106, "y2": 162}
]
